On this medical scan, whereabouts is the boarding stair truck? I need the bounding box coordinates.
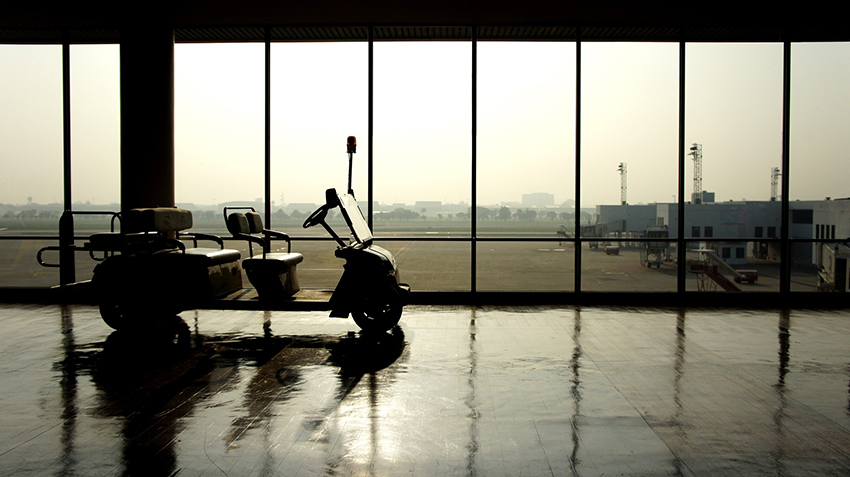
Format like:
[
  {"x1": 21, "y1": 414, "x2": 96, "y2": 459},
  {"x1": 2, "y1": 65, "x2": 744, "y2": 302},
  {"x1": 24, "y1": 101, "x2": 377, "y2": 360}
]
[
  {"x1": 556, "y1": 225, "x2": 572, "y2": 246},
  {"x1": 817, "y1": 242, "x2": 850, "y2": 292},
  {"x1": 686, "y1": 249, "x2": 758, "y2": 291}
]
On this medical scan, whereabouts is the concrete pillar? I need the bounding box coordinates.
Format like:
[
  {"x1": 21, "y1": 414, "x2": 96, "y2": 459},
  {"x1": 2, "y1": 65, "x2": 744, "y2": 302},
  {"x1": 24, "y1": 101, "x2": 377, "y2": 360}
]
[{"x1": 120, "y1": 27, "x2": 175, "y2": 216}]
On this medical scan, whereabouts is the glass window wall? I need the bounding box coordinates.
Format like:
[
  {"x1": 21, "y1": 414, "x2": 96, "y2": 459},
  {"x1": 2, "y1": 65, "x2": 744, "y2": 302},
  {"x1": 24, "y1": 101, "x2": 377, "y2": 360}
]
[
  {"x1": 0, "y1": 45, "x2": 63, "y2": 287},
  {"x1": 4, "y1": 35, "x2": 849, "y2": 298}
]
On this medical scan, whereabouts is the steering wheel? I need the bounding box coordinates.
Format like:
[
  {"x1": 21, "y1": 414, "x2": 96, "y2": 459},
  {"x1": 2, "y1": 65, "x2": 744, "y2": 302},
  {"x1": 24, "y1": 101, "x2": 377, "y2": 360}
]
[{"x1": 303, "y1": 205, "x2": 328, "y2": 229}]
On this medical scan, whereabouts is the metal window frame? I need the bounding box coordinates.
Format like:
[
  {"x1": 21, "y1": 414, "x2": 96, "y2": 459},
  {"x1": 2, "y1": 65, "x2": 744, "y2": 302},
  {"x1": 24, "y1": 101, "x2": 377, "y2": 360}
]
[{"x1": 10, "y1": 29, "x2": 843, "y2": 306}]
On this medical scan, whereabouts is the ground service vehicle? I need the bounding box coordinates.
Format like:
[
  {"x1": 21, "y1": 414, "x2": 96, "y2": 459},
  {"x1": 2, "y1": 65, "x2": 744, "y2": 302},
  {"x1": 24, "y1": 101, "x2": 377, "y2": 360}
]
[
  {"x1": 640, "y1": 225, "x2": 669, "y2": 268},
  {"x1": 37, "y1": 137, "x2": 408, "y2": 333},
  {"x1": 303, "y1": 136, "x2": 410, "y2": 332}
]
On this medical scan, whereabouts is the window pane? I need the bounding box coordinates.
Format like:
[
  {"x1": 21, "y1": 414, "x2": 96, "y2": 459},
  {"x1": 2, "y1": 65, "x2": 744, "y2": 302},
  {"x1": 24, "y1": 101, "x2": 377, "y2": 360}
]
[
  {"x1": 682, "y1": 43, "x2": 783, "y2": 293},
  {"x1": 0, "y1": 46, "x2": 62, "y2": 287},
  {"x1": 0, "y1": 45, "x2": 63, "y2": 217},
  {"x1": 791, "y1": 43, "x2": 850, "y2": 202},
  {"x1": 271, "y1": 42, "x2": 368, "y2": 236},
  {"x1": 790, "y1": 43, "x2": 850, "y2": 293},
  {"x1": 685, "y1": 44, "x2": 783, "y2": 241},
  {"x1": 478, "y1": 42, "x2": 576, "y2": 238},
  {"x1": 580, "y1": 43, "x2": 679, "y2": 290},
  {"x1": 71, "y1": 44, "x2": 121, "y2": 233},
  {"x1": 175, "y1": 43, "x2": 265, "y2": 230},
  {"x1": 373, "y1": 42, "x2": 471, "y2": 238}
]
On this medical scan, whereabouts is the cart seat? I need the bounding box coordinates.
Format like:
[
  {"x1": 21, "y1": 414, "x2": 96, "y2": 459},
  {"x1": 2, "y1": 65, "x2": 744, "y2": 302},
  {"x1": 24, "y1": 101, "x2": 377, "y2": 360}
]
[
  {"x1": 132, "y1": 207, "x2": 242, "y2": 298},
  {"x1": 124, "y1": 207, "x2": 193, "y2": 234},
  {"x1": 86, "y1": 207, "x2": 196, "y2": 254},
  {"x1": 183, "y1": 247, "x2": 242, "y2": 266},
  {"x1": 226, "y1": 211, "x2": 303, "y2": 299}
]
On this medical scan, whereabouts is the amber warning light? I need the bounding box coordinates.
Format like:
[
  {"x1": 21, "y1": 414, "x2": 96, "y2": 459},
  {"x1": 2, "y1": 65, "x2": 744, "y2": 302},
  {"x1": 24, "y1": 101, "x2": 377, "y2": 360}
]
[{"x1": 347, "y1": 136, "x2": 357, "y2": 154}]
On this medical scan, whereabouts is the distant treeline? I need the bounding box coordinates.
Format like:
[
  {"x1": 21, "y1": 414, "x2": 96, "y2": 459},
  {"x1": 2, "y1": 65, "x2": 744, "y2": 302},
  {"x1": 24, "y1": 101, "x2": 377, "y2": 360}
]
[
  {"x1": 1, "y1": 206, "x2": 592, "y2": 229},
  {"x1": 373, "y1": 206, "x2": 590, "y2": 222},
  {"x1": 3, "y1": 210, "x2": 61, "y2": 220},
  {"x1": 2, "y1": 206, "x2": 592, "y2": 222}
]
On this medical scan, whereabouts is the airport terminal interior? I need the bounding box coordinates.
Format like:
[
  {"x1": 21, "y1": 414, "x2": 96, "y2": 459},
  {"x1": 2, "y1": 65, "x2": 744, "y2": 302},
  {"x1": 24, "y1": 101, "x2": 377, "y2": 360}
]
[{"x1": 3, "y1": 2, "x2": 850, "y2": 475}]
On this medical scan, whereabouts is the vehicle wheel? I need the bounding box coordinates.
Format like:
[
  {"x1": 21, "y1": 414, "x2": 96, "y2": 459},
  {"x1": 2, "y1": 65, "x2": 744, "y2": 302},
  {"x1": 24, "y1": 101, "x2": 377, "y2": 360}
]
[
  {"x1": 99, "y1": 301, "x2": 127, "y2": 330},
  {"x1": 351, "y1": 286, "x2": 403, "y2": 332},
  {"x1": 92, "y1": 261, "x2": 128, "y2": 330}
]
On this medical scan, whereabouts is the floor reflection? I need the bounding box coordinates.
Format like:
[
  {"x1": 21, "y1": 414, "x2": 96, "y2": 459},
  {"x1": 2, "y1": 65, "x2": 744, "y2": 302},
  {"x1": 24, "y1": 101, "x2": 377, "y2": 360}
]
[
  {"x1": 771, "y1": 309, "x2": 790, "y2": 474},
  {"x1": 671, "y1": 309, "x2": 686, "y2": 476},
  {"x1": 569, "y1": 308, "x2": 582, "y2": 476},
  {"x1": 3, "y1": 303, "x2": 848, "y2": 475},
  {"x1": 465, "y1": 309, "x2": 479, "y2": 475},
  {"x1": 58, "y1": 306, "x2": 77, "y2": 477},
  {"x1": 54, "y1": 311, "x2": 408, "y2": 476}
]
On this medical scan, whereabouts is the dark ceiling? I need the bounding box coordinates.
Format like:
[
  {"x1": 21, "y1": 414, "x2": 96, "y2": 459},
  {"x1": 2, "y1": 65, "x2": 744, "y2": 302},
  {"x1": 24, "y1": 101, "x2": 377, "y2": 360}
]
[{"x1": 1, "y1": 1, "x2": 847, "y2": 44}]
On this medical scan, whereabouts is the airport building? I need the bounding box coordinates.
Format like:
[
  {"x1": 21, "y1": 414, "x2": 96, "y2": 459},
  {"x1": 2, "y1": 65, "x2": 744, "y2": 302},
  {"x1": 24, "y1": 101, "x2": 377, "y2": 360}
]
[{"x1": 596, "y1": 198, "x2": 850, "y2": 268}]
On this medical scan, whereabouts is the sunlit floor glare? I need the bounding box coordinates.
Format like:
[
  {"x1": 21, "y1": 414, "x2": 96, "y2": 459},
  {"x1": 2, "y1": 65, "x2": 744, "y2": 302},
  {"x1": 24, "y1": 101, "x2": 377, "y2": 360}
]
[{"x1": 1, "y1": 303, "x2": 850, "y2": 475}]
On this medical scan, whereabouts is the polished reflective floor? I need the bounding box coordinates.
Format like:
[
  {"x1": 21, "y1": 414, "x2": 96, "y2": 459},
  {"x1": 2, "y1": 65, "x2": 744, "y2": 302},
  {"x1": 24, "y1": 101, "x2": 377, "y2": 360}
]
[{"x1": 1, "y1": 304, "x2": 850, "y2": 475}]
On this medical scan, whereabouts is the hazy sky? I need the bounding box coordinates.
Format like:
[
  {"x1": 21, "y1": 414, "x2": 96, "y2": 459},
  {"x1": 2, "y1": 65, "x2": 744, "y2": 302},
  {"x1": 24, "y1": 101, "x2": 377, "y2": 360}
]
[{"x1": 1, "y1": 41, "x2": 848, "y2": 208}]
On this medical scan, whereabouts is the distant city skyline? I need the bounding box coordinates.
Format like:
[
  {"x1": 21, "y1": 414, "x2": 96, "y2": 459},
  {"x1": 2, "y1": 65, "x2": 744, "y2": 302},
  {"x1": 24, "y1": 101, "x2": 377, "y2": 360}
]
[{"x1": 2, "y1": 42, "x2": 849, "y2": 208}]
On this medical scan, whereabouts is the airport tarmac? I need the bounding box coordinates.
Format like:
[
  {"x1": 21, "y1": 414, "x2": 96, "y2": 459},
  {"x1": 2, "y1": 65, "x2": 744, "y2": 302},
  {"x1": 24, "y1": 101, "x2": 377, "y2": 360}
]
[
  {"x1": 1, "y1": 303, "x2": 849, "y2": 475},
  {"x1": 0, "y1": 237, "x2": 813, "y2": 293}
]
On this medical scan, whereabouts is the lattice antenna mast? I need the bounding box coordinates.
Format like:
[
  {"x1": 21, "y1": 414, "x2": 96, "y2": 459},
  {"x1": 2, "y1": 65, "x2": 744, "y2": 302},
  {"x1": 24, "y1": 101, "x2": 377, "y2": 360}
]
[
  {"x1": 618, "y1": 162, "x2": 627, "y2": 205},
  {"x1": 688, "y1": 143, "x2": 703, "y2": 204},
  {"x1": 770, "y1": 167, "x2": 781, "y2": 201}
]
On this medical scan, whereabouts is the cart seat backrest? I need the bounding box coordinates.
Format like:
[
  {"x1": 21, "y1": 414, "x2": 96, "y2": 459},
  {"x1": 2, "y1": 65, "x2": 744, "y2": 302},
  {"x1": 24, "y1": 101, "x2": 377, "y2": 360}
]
[
  {"x1": 226, "y1": 211, "x2": 266, "y2": 236},
  {"x1": 124, "y1": 207, "x2": 193, "y2": 234},
  {"x1": 245, "y1": 211, "x2": 264, "y2": 234},
  {"x1": 226, "y1": 212, "x2": 251, "y2": 236}
]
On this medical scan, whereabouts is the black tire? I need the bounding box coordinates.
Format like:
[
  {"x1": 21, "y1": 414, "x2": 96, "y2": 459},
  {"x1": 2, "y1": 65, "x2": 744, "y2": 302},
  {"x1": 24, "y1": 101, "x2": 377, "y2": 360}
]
[
  {"x1": 92, "y1": 260, "x2": 129, "y2": 330},
  {"x1": 99, "y1": 301, "x2": 127, "y2": 330},
  {"x1": 351, "y1": 286, "x2": 404, "y2": 332}
]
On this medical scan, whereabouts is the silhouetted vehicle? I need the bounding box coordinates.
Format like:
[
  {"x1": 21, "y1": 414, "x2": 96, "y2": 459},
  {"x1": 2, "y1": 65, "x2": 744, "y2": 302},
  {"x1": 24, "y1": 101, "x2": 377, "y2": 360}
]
[
  {"x1": 640, "y1": 225, "x2": 669, "y2": 268},
  {"x1": 817, "y1": 241, "x2": 850, "y2": 292},
  {"x1": 36, "y1": 137, "x2": 409, "y2": 333},
  {"x1": 303, "y1": 136, "x2": 410, "y2": 332}
]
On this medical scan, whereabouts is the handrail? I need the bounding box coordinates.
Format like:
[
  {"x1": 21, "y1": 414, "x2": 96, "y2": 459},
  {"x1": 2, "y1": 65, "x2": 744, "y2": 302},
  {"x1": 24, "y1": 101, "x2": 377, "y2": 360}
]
[
  {"x1": 34, "y1": 211, "x2": 122, "y2": 270},
  {"x1": 703, "y1": 250, "x2": 744, "y2": 280}
]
